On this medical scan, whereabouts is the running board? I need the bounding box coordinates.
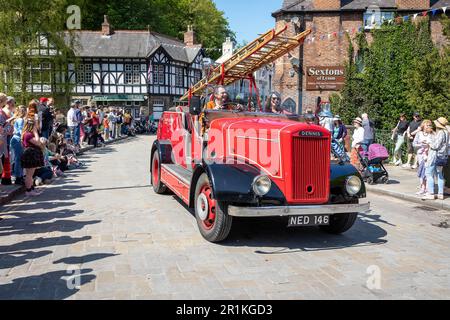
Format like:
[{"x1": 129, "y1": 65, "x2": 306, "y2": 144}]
[{"x1": 160, "y1": 164, "x2": 193, "y2": 205}]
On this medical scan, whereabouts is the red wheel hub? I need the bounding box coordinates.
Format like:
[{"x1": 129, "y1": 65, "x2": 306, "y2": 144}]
[{"x1": 197, "y1": 184, "x2": 216, "y2": 230}]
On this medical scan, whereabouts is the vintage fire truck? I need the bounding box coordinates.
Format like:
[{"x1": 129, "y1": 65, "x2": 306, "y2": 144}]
[{"x1": 151, "y1": 27, "x2": 370, "y2": 242}]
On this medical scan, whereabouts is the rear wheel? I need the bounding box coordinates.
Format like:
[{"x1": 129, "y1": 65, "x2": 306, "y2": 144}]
[
  {"x1": 151, "y1": 150, "x2": 167, "y2": 194},
  {"x1": 194, "y1": 173, "x2": 232, "y2": 243},
  {"x1": 320, "y1": 213, "x2": 358, "y2": 234}
]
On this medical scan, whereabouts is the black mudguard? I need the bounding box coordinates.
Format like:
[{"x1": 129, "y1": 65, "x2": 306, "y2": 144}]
[
  {"x1": 151, "y1": 140, "x2": 173, "y2": 166},
  {"x1": 189, "y1": 163, "x2": 286, "y2": 207},
  {"x1": 330, "y1": 163, "x2": 366, "y2": 202}
]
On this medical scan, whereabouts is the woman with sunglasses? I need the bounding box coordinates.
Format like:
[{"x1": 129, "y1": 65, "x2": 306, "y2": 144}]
[{"x1": 264, "y1": 92, "x2": 292, "y2": 115}]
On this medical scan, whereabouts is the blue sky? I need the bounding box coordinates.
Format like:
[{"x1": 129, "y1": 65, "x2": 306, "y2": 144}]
[{"x1": 214, "y1": 0, "x2": 283, "y2": 44}]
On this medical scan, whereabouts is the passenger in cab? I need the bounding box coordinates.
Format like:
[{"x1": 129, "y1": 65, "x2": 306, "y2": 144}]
[{"x1": 264, "y1": 92, "x2": 293, "y2": 115}]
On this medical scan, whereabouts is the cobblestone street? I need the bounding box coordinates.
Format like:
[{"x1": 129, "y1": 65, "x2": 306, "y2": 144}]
[{"x1": 0, "y1": 135, "x2": 449, "y2": 300}]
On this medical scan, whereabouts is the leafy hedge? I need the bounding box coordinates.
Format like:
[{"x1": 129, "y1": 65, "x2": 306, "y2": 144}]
[{"x1": 331, "y1": 16, "x2": 450, "y2": 131}]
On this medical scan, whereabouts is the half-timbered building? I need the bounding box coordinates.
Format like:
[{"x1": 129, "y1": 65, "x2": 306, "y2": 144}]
[
  {"x1": 68, "y1": 17, "x2": 205, "y2": 119},
  {"x1": 4, "y1": 16, "x2": 205, "y2": 119}
]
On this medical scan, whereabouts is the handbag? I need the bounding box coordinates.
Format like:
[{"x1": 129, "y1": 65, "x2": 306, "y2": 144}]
[
  {"x1": 436, "y1": 156, "x2": 448, "y2": 167},
  {"x1": 436, "y1": 132, "x2": 449, "y2": 167}
]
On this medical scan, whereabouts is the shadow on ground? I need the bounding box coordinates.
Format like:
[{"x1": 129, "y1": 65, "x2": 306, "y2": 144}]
[
  {"x1": 0, "y1": 269, "x2": 96, "y2": 300},
  {"x1": 174, "y1": 196, "x2": 388, "y2": 252}
]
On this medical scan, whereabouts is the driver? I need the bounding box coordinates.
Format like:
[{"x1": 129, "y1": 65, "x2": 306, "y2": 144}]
[
  {"x1": 205, "y1": 86, "x2": 244, "y2": 112},
  {"x1": 205, "y1": 86, "x2": 230, "y2": 110}
]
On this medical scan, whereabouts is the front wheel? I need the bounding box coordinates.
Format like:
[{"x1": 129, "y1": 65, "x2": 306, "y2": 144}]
[
  {"x1": 320, "y1": 213, "x2": 358, "y2": 234},
  {"x1": 194, "y1": 173, "x2": 233, "y2": 243}
]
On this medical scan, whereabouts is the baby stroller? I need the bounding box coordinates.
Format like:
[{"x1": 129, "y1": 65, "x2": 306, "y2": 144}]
[{"x1": 358, "y1": 144, "x2": 390, "y2": 185}]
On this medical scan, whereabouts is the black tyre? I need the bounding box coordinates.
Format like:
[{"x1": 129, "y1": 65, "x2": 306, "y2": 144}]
[
  {"x1": 151, "y1": 150, "x2": 167, "y2": 194},
  {"x1": 194, "y1": 173, "x2": 233, "y2": 243},
  {"x1": 367, "y1": 177, "x2": 375, "y2": 185},
  {"x1": 320, "y1": 213, "x2": 358, "y2": 234},
  {"x1": 381, "y1": 176, "x2": 389, "y2": 184}
]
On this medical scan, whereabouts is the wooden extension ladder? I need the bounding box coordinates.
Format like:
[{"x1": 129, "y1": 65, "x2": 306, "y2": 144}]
[{"x1": 179, "y1": 26, "x2": 312, "y2": 102}]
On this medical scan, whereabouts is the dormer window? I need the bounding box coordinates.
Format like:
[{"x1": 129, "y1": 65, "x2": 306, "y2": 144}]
[{"x1": 363, "y1": 10, "x2": 395, "y2": 30}]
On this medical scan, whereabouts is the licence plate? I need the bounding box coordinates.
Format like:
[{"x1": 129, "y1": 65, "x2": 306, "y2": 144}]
[{"x1": 288, "y1": 215, "x2": 330, "y2": 227}]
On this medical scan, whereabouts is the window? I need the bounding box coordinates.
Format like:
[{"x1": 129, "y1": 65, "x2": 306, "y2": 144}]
[
  {"x1": 175, "y1": 67, "x2": 184, "y2": 87},
  {"x1": 364, "y1": 11, "x2": 395, "y2": 30},
  {"x1": 133, "y1": 72, "x2": 141, "y2": 84},
  {"x1": 194, "y1": 70, "x2": 202, "y2": 83},
  {"x1": 76, "y1": 64, "x2": 93, "y2": 84},
  {"x1": 153, "y1": 65, "x2": 165, "y2": 85},
  {"x1": 125, "y1": 64, "x2": 141, "y2": 84},
  {"x1": 282, "y1": 98, "x2": 297, "y2": 114},
  {"x1": 125, "y1": 72, "x2": 133, "y2": 84}
]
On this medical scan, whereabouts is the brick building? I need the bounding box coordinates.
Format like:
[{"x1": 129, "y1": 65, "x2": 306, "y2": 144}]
[{"x1": 272, "y1": 0, "x2": 450, "y2": 114}]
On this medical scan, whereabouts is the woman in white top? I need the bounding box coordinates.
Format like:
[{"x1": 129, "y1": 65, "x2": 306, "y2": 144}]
[
  {"x1": 352, "y1": 117, "x2": 365, "y2": 149},
  {"x1": 350, "y1": 117, "x2": 365, "y2": 168}
]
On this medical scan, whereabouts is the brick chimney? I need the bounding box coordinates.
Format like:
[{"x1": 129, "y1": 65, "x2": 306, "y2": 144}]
[
  {"x1": 313, "y1": 0, "x2": 341, "y2": 10},
  {"x1": 102, "y1": 15, "x2": 114, "y2": 36},
  {"x1": 395, "y1": 0, "x2": 429, "y2": 9},
  {"x1": 184, "y1": 25, "x2": 196, "y2": 47}
]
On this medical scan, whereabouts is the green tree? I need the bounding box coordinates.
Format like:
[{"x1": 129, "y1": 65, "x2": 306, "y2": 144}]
[
  {"x1": 0, "y1": 0, "x2": 77, "y2": 104},
  {"x1": 71, "y1": 0, "x2": 235, "y2": 59},
  {"x1": 330, "y1": 32, "x2": 370, "y2": 125},
  {"x1": 332, "y1": 19, "x2": 438, "y2": 130},
  {"x1": 406, "y1": 15, "x2": 450, "y2": 121}
]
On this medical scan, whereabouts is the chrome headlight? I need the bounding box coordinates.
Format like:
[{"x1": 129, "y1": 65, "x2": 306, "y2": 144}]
[
  {"x1": 346, "y1": 176, "x2": 362, "y2": 196},
  {"x1": 253, "y1": 175, "x2": 272, "y2": 196}
]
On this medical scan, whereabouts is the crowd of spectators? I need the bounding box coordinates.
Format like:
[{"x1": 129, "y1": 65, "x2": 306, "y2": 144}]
[{"x1": 0, "y1": 94, "x2": 138, "y2": 198}]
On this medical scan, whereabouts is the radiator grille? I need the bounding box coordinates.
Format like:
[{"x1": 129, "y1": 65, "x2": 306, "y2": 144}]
[{"x1": 292, "y1": 137, "x2": 330, "y2": 203}]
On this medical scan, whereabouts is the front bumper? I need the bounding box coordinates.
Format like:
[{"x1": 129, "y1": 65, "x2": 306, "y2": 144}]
[{"x1": 228, "y1": 202, "x2": 370, "y2": 218}]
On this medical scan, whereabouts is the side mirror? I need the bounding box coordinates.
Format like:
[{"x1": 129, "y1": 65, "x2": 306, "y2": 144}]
[{"x1": 189, "y1": 96, "x2": 202, "y2": 116}]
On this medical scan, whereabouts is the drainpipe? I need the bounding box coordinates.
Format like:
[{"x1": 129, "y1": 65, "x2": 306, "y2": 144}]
[{"x1": 298, "y1": 10, "x2": 305, "y2": 114}]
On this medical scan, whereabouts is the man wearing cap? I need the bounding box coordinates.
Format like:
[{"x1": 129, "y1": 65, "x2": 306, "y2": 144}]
[
  {"x1": 404, "y1": 112, "x2": 422, "y2": 169},
  {"x1": 41, "y1": 97, "x2": 54, "y2": 139},
  {"x1": 38, "y1": 97, "x2": 49, "y2": 134},
  {"x1": 361, "y1": 113, "x2": 375, "y2": 152}
]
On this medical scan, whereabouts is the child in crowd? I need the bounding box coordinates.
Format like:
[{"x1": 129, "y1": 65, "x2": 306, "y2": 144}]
[
  {"x1": 103, "y1": 112, "x2": 110, "y2": 141},
  {"x1": 47, "y1": 142, "x2": 68, "y2": 176},
  {"x1": 34, "y1": 137, "x2": 54, "y2": 186}
]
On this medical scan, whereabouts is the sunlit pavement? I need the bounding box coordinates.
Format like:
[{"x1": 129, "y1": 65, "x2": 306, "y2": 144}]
[{"x1": 0, "y1": 135, "x2": 449, "y2": 300}]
